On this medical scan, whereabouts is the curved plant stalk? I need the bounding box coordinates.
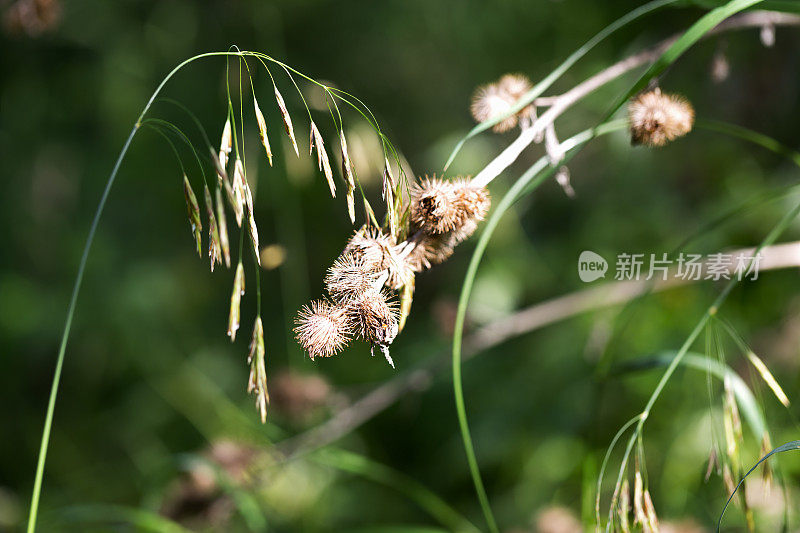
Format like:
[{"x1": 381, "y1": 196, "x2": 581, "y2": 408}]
[
  {"x1": 717, "y1": 440, "x2": 800, "y2": 530},
  {"x1": 63, "y1": 504, "x2": 192, "y2": 533},
  {"x1": 451, "y1": 119, "x2": 629, "y2": 533},
  {"x1": 26, "y1": 49, "x2": 399, "y2": 533},
  {"x1": 451, "y1": 1, "x2": 768, "y2": 525}
]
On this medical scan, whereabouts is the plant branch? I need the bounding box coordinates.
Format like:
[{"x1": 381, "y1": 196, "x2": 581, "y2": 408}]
[{"x1": 472, "y1": 10, "x2": 800, "y2": 188}]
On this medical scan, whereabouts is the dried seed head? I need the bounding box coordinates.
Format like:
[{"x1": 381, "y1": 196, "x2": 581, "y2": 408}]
[
  {"x1": 325, "y1": 253, "x2": 380, "y2": 301},
  {"x1": 345, "y1": 226, "x2": 414, "y2": 289},
  {"x1": 470, "y1": 73, "x2": 534, "y2": 133},
  {"x1": 310, "y1": 122, "x2": 335, "y2": 197},
  {"x1": 227, "y1": 263, "x2": 245, "y2": 341},
  {"x1": 183, "y1": 175, "x2": 202, "y2": 257},
  {"x1": 405, "y1": 232, "x2": 456, "y2": 272},
  {"x1": 274, "y1": 86, "x2": 299, "y2": 156},
  {"x1": 347, "y1": 289, "x2": 399, "y2": 351},
  {"x1": 215, "y1": 187, "x2": 231, "y2": 267},
  {"x1": 618, "y1": 479, "x2": 631, "y2": 533},
  {"x1": 204, "y1": 184, "x2": 222, "y2": 271},
  {"x1": 253, "y1": 97, "x2": 273, "y2": 166},
  {"x1": 247, "y1": 316, "x2": 269, "y2": 423},
  {"x1": 409, "y1": 177, "x2": 491, "y2": 245},
  {"x1": 232, "y1": 158, "x2": 246, "y2": 227},
  {"x1": 628, "y1": 88, "x2": 694, "y2": 147},
  {"x1": 410, "y1": 177, "x2": 459, "y2": 234},
  {"x1": 219, "y1": 118, "x2": 232, "y2": 170},
  {"x1": 294, "y1": 299, "x2": 352, "y2": 359}
]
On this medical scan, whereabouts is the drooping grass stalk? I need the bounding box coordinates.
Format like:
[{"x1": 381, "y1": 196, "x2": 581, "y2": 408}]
[{"x1": 26, "y1": 48, "x2": 401, "y2": 533}]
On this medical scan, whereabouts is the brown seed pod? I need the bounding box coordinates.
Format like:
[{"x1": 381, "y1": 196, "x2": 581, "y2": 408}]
[
  {"x1": 294, "y1": 299, "x2": 352, "y2": 359},
  {"x1": 346, "y1": 289, "x2": 399, "y2": 349},
  {"x1": 470, "y1": 73, "x2": 535, "y2": 133},
  {"x1": 344, "y1": 226, "x2": 413, "y2": 289},
  {"x1": 409, "y1": 177, "x2": 460, "y2": 234},
  {"x1": 628, "y1": 88, "x2": 694, "y2": 147}
]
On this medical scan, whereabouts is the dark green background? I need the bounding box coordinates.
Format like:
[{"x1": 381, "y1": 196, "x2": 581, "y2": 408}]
[{"x1": 2, "y1": 0, "x2": 800, "y2": 531}]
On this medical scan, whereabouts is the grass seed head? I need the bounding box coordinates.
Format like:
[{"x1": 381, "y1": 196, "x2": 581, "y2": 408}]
[
  {"x1": 232, "y1": 158, "x2": 246, "y2": 227},
  {"x1": 182, "y1": 175, "x2": 202, "y2": 257},
  {"x1": 294, "y1": 299, "x2": 352, "y2": 359},
  {"x1": 218, "y1": 118, "x2": 232, "y2": 169},
  {"x1": 227, "y1": 263, "x2": 245, "y2": 341},
  {"x1": 247, "y1": 316, "x2": 269, "y2": 423},
  {"x1": 310, "y1": 121, "x2": 335, "y2": 197},
  {"x1": 629, "y1": 88, "x2": 694, "y2": 147},
  {"x1": 204, "y1": 184, "x2": 222, "y2": 271},
  {"x1": 274, "y1": 86, "x2": 299, "y2": 156},
  {"x1": 253, "y1": 97, "x2": 273, "y2": 166}
]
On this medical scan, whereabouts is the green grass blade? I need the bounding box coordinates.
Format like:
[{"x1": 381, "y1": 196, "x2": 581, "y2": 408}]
[
  {"x1": 697, "y1": 119, "x2": 800, "y2": 167},
  {"x1": 314, "y1": 448, "x2": 480, "y2": 533},
  {"x1": 717, "y1": 440, "x2": 800, "y2": 530},
  {"x1": 615, "y1": 352, "x2": 767, "y2": 439},
  {"x1": 442, "y1": 0, "x2": 682, "y2": 171}
]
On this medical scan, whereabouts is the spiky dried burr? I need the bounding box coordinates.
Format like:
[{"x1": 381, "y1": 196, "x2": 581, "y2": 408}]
[
  {"x1": 344, "y1": 226, "x2": 413, "y2": 290},
  {"x1": 628, "y1": 88, "x2": 694, "y2": 147},
  {"x1": 409, "y1": 177, "x2": 490, "y2": 237},
  {"x1": 346, "y1": 289, "x2": 399, "y2": 368},
  {"x1": 470, "y1": 73, "x2": 535, "y2": 133},
  {"x1": 294, "y1": 299, "x2": 352, "y2": 359}
]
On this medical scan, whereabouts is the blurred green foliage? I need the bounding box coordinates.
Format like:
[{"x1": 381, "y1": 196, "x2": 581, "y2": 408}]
[{"x1": 1, "y1": 0, "x2": 799, "y2": 531}]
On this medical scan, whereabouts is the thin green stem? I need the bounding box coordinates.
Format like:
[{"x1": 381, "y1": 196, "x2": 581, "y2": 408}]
[{"x1": 26, "y1": 50, "x2": 250, "y2": 533}]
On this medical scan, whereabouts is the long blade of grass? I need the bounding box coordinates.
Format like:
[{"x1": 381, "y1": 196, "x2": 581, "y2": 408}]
[
  {"x1": 717, "y1": 440, "x2": 800, "y2": 531},
  {"x1": 443, "y1": 0, "x2": 681, "y2": 171}
]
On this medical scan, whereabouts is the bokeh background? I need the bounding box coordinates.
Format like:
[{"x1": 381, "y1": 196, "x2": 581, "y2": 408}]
[{"x1": 2, "y1": 0, "x2": 800, "y2": 531}]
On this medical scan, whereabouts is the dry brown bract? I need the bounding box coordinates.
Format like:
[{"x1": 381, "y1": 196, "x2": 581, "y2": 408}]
[
  {"x1": 628, "y1": 88, "x2": 694, "y2": 147},
  {"x1": 470, "y1": 73, "x2": 535, "y2": 133}
]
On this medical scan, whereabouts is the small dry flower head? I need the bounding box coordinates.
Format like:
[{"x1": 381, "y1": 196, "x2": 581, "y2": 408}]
[
  {"x1": 294, "y1": 299, "x2": 352, "y2": 359},
  {"x1": 345, "y1": 226, "x2": 413, "y2": 289},
  {"x1": 253, "y1": 97, "x2": 273, "y2": 166},
  {"x1": 215, "y1": 187, "x2": 231, "y2": 267},
  {"x1": 182, "y1": 175, "x2": 202, "y2": 257},
  {"x1": 227, "y1": 262, "x2": 245, "y2": 341},
  {"x1": 247, "y1": 316, "x2": 269, "y2": 423},
  {"x1": 410, "y1": 177, "x2": 490, "y2": 238},
  {"x1": 218, "y1": 118, "x2": 232, "y2": 170},
  {"x1": 274, "y1": 86, "x2": 299, "y2": 156},
  {"x1": 310, "y1": 121, "x2": 335, "y2": 197},
  {"x1": 346, "y1": 289, "x2": 398, "y2": 366},
  {"x1": 325, "y1": 253, "x2": 380, "y2": 301},
  {"x1": 204, "y1": 184, "x2": 222, "y2": 271},
  {"x1": 628, "y1": 88, "x2": 694, "y2": 147},
  {"x1": 470, "y1": 73, "x2": 534, "y2": 133},
  {"x1": 405, "y1": 232, "x2": 456, "y2": 272}
]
